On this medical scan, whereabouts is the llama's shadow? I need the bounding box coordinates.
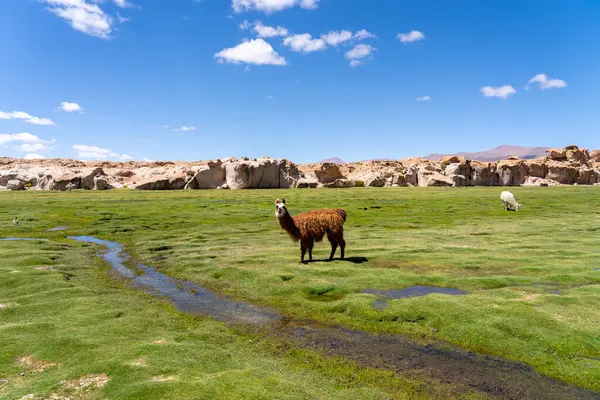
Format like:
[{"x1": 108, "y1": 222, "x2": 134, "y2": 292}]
[{"x1": 303, "y1": 256, "x2": 369, "y2": 264}]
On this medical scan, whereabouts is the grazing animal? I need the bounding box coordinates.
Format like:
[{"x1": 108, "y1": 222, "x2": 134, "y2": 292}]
[
  {"x1": 12, "y1": 217, "x2": 19, "y2": 226},
  {"x1": 274, "y1": 199, "x2": 347, "y2": 263},
  {"x1": 500, "y1": 191, "x2": 520, "y2": 211}
]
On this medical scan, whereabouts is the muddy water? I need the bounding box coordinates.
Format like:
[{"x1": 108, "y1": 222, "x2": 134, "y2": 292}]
[
  {"x1": 68, "y1": 236, "x2": 278, "y2": 325},
  {"x1": 7, "y1": 235, "x2": 598, "y2": 399},
  {"x1": 364, "y1": 286, "x2": 467, "y2": 299}
]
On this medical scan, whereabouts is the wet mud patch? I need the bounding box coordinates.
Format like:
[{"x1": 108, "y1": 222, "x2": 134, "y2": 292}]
[
  {"x1": 363, "y1": 286, "x2": 467, "y2": 299},
  {"x1": 69, "y1": 236, "x2": 278, "y2": 326}
]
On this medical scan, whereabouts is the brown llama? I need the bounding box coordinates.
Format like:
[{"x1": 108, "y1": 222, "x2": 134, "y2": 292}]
[{"x1": 274, "y1": 198, "x2": 346, "y2": 263}]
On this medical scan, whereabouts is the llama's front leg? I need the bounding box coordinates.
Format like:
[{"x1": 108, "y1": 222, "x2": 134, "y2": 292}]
[
  {"x1": 300, "y1": 244, "x2": 306, "y2": 263},
  {"x1": 329, "y1": 243, "x2": 338, "y2": 261},
  {"x1": 307, "y1": 239, "x2": 314, "y2": 262},
  {"x1": 339, "y1": 239, "x2": 345, "y2": 260}
]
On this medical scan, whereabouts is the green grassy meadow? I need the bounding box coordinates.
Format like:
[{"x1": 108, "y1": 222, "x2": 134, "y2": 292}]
[{"x1": 1, "y1": 187, "x2": 600, "y2": 398}]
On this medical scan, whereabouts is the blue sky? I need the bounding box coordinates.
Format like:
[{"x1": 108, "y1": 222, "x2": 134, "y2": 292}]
[{"x1": 1, "y1": 0, "x2": 599, "y2": 163}]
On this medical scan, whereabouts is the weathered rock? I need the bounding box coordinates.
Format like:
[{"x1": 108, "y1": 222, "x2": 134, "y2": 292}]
[
  {"x1": 131, "y1": 173, "x2": 188, "y2": 190},
  {"x1": 6, "y1": 179, "x2": 25, "y2": 191},
  {"x1": 324, "y1": 179, "x2": 356, "y2": 188},
  {"x1": 53, "y1": 174, "x2": 82, "y2": 191},
  {"x1": 426, "y1": 172, "x2": 454, "y2": 187},
  {"x1": 439, "y1": 155, "x2": 467, "y2": 166},
  {"x1": 547, "y1": 148, "x2": 567, "y2": 161},
  {"x1": 445, "y1": 162, "x2": 472, "y2": 185},
  {"x1": 577, "y1": 167, "x2": 598, "y2": 185},
  {"x1": 496, "y1": 160, "x2": 528, "y2": 186},
  {"x1": 470, "y1": 161, "x2": 498, "y2": 186},
  {"x1": 417, "y1": 164, "x2": 439, "y2": 187},
  {"x1": 184, "y1": 162, "x2": 225, "y2": 190},
  {"x1": 296, "y1": 177, "x2": 319, "y2": 188},
  {"x1": 523, "y1": 177, "x2": 559, "y2": 187},
  {"x1": 82, "y1": 167, "x2": 105, "y2": 190},
  {"x1": 525, "y1": 158, "x2": 548, "y2": 178},
  {"x1": 224, "y1": 158, "x2": 288, "y2": 189},
  {"x1": 546, "y1": 161, "x2": 579, "y2": 184},
  {"x1": 313, "y1": 163, "x2": 344, "y2": 184}
]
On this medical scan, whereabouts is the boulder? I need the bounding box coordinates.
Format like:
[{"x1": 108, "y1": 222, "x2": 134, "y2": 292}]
[
  {"x1": 496, "y1": 160, "x2": 528, "y2": 186},
  {"x1": 417, "y1": 164, "x2": 440, "y2": 187},
  {"x1": 6, "y1": 179, "x2": 25, "y2": 191},
  {"x1": 566, "y1": 147, "x2": 589, "y2": 164},
  {"x1": 577, "y1": 167, "x2": 598, "y2": 185},
  {"x1": 184, "y1": 162, "x2": 225, "y2": 190},
  {"x1": 224, "y1": 158, "x2": 283, "y2": 189},
  {"x1": 445, "y1": 162, "x2": 472, "y2": 185},
  {"x1": 523, "y1": 177, "x2": 559, "y2": 187},
  {"x1": 131, "y1": 173, "x2": 188, "y2": 190},
  {"x1": 439, "y1": 155, "x2": 467, "y2": 166},
  {"x1": 81, "y1": 167, "x2": 105, "y2": 190},
  {"x1": 313, "y1": 163, "x2": 344, "y2": 184},
  {"x1": 53, "y1": 173, "x2": 82, "y2": 191},
  {"x1": 324, "y1": 179, "x2": 356, "y2": 188},
  {"x1": 546, "y1": 161, "x2": 579, "y2": 184},
  {"x1": 525, "y1": 158, "x2": 547, "y2": 178},
  {"x1": 547, "y1": 148, "x2": 567, "y2": 161},
  {"x1": 296, "y1": 177, "x2": 319, "y2": 188},
  {"x1": 470, "y1": 161, "x2": 498, "y2": 186},
  {"x1": 404, "y1": 165, "x2": 419, "y2": 187},
  {"x1": 425, "y1": 172, "x2": 454, "y2": 187}
]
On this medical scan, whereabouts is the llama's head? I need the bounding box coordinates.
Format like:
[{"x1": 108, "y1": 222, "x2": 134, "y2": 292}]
[
  {"x1": 274, "y1": 199, "x2": 287, "y2": 218},
  {"x1": 515, "y1": 203, "x2": 520, "y2": 211}
]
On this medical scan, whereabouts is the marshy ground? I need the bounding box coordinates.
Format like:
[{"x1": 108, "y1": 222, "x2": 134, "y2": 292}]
[{"x1": 1, "y1": 187, "x2": 599, "y2": 399}]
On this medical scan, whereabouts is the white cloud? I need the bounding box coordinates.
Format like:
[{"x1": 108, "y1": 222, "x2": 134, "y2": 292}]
[
  {"x1": 0, "y1": 132, "x2": 53, "y2": 153},
  {"x1": 321, "y1": 30, "x2": 353, "y2": 46},
  {"x1": 266, "y1": 94, "x2": 275, "y2": 100},
  {"x1": 527, "y1": 73, "x2": 567, "y2": 90},
  {"x1": 239, "y1": 20, "x2": 251, "y2": 30},
  {"x1": 345, "y1": 44, "x2": 373, "y2": 59},
  {"x1": 349, "y1": 60, "x2": 361, "y2": 68},
  {"x1": 72, "y1": 144, "x2": 132, "y2": 160},
  {"x1": 25, "y1": 117, "x2": 55, "y2": 126},
  {"x1": 43, "y1": 0, "x2": 113, "y2": 39},
  {"x1": 60, "y1": 101, "x2": 84, "y2": 112},
  {"x1": 283, "y1": 34, "x2": 326, "y2": 53},
  {"x1": 117, "y1": 12, "x2": 130, "y2": 23},
  {"x1": 397, "y1": 30, "x2": 425, "y2": 43},
  {"x1": 24, "y1": 153, "x2": 46, "y2": 160},
  {"x1": 253, "y1": 21, "x2": 288, "y2": 38},
  {"x1": 416, "y1": 96, "x2": 431, "y2": 101},
  {"x1": 113, "y1": 0, "x2": 134, "y2": 8},
  {"x1": 232, "y1": 0, "x2": 319, "y2": 13},
  {"x1": 0, "y1": 111, "x2": 55, "y2": 126},
  {"x1": 215, "y1": 38, "x2": 287, "y2": 65},
  {"x1": 354, "y1": 29, "x2": 376, "y2": 40},
  {"x1": 173, "y1": 126, "x2": 197, "y2": 132},
  {"x1": 481, "y1": 85, "x2": 516, "y2": 99}
]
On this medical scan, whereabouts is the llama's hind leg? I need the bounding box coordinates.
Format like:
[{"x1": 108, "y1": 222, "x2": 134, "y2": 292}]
[
  {"x1": 300, "y1": 244, "x2": 307, "y2": 263},
  {"x1": 339, "y1": 238, "x2": 346, "y2": 260},
  {"x1": 307, "y1": 238, "x2": 314, "y2": 262},
  {"x1": 327, "y1": 233, "x2": 338, "y2": 260}
]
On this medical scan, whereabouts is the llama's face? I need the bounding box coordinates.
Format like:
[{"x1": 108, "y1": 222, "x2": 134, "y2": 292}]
[
  {"x1": 274, "y1": 199, "x2": 287, "y2": 218},
  {"x1": 515, "y1": 203, "x2": 520, "y2": 211}
]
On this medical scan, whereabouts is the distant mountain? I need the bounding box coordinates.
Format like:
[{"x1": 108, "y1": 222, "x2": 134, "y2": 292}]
[
  {"x1": 423, "y1": 145, "x2": 549, "y2": 162},
  {"x1": 320, "y1": 157, "x2": 347, "y2": 164}
]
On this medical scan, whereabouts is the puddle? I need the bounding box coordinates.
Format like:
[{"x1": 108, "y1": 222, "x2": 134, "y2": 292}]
[
  {"x1": 363, "y1": 286, "x2": 467, "y2": 299},
  {"x1": 68, "y1": 236, "x2": 278, "y2": 326},
  {"x1": 11, "y1": 235, "x2": 599, "y2": 399},
  {"x1": 47, "y1": 226, "x2": 69, "y2": 232}
]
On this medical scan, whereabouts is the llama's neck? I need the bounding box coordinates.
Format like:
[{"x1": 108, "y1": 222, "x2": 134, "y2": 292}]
[{"x1": 277, "y1": 212, "x2": 301, "y2": 242}]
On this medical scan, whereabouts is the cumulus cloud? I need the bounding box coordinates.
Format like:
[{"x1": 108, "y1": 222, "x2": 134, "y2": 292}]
[
  {"x1": 24, "y1": 153, "x2": 46, "y2": 160},
  {"x1": 72, "y1": 144, "x2": 132, "y2": 160},
  {"x1": 215, "y1": 38, "x2": 287, "y2": 65},
  {"x1": 349, "y1": 60, "x2": 361, "y2": 68},
  {"x1": 113, "y1": 0, "x2": 134, "y2": 8},
  {"x1": 60, "y1": 101, "x2": 83, "y2": 113},
  {"x1": 43, "y1": 0, "x2": 113, "y2": 39},
  {"x1": 173, "y1": 126, "x2": 197, "y2": 132},
  {"x1": 239, "y1": 20, "x2": 251, "y2": 30},
  {"x1": 397, "y1": 30, "x2": 425, "y2": 43},
  {"x1": 321, "y1": 30, "x2": 353, "y2": 46},
  {"x1": 354, "y1": 29, "x2": 376, "y2": 40},
  {"x1": 481, "y1": 85, "x2": 516, "y2": 99},
  {"x1": 0, "y1": 111, "x2": 55, "y2": 126},
  {"x1": 283, "y1": 34, "x2": 326, "y2": 53},
  {"x1": 526, "y1": 73, "x2": 567, "y2": 90},
  {"x1": 117, "y1": 12, "x2": 131, "y2": 23},
  {"x1": 346, "y1": 44, "x2": 373, "y2": 59},
  {"x1": 0, "y1": 132, "x2": 54, "y2": 153},
  {"x1": 416, "y1": 96, "x2": 431, "y2": 101},
  {"x1": 253, "y1": 21, "x2": 288, "y2": 38},
  {"x1": 232, "y1": 0, "x2": 319, "y2": 13}
]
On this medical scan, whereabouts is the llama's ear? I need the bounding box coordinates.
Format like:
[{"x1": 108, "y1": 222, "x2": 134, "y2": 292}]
[
  {"x1": 275, "y1": 199, "x2": 280, "y2": 205},
  {"x1": 282, "y1": 199, "x2": 286, "y2": 204}
]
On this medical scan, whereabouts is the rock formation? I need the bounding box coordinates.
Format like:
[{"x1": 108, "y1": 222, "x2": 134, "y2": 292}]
[{"x1": 1, "y1": 145, "x2": 599, "y2": 191}]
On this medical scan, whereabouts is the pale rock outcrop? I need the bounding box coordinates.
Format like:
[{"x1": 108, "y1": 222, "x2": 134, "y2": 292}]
[
  {"x1": 7, "y1": 179, "x2": 25, "y2": 191},
  {"x1": 523, "y1": 177, "x2": 559, "y2": 187},
  {"x1": 425, "y1": 172, "x2": 455, "y2": 187},
  {"x1": 546, "y1": 161, "x2": 579, "y2": 184},
  {"x1": 184, "y1": 161, "x2": 225, "y2": 190},
  {"x1": 470, "y1": 161, "x2": 498, "y2": 186},
  {"x1": 496, "y1": 160, "x2": 528, "y2": 186},
  {"x1": 296, "y1": 177, "x2": 319, "y2": 188},
  {"x1": 324, "y1": 179, "x2": 356, "y2": 188}
]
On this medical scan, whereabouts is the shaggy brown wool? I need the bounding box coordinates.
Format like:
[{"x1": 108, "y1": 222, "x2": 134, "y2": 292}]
[{"x1": 275, "y1": 199, "x2": 346, "y2": 263}]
